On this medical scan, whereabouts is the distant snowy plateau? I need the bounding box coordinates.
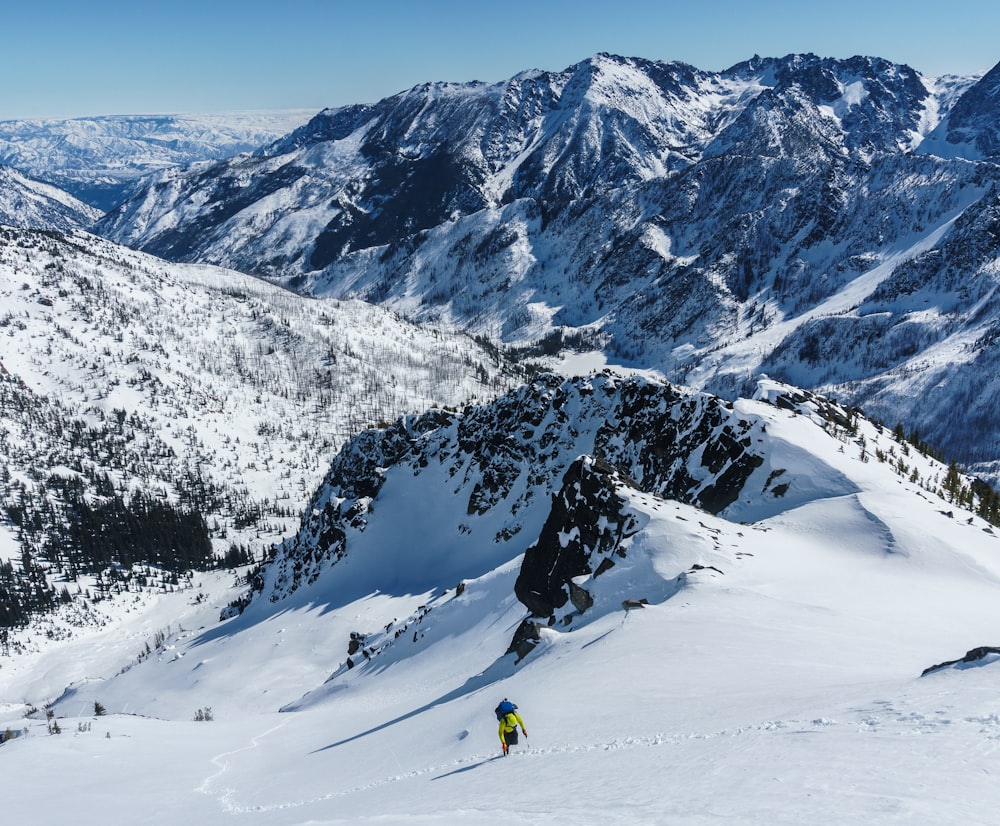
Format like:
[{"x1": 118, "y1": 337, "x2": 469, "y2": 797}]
[
  {"x1": 0, "y1": 110, "x2": 315, "y2": 212},
  {"x1": 3, "y1": 53, "x2": 1000, "y2": 824}
]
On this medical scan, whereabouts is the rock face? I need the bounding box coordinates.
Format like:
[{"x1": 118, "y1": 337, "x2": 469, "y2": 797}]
[
  {"x1": 506, "y1": 619, "x2": 544, "y2": 663},
  {"x1": 514, "y1": 456, "x2": 639, "y2": 621},
  {"x1": 918, "y1": 61, "x2": 1000, "y2": 160},
  {"x1": 253, "y1": 372, "x2": 804, "y2": 665}
]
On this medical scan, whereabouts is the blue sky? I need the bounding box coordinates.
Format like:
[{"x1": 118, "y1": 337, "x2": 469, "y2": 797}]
[{"x1": 3, "y1": 0, "x2": 998, "y2": 120}]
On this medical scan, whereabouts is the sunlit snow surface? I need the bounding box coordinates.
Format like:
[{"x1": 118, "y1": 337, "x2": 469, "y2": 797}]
[{"x1": 3, "y1": 380, "x2": 1000, "y2": 824}]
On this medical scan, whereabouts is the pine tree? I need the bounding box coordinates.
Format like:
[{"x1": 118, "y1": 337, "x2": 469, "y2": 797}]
[{"x1": 943, "y1": 463, "x2": 963, "y2": 503}]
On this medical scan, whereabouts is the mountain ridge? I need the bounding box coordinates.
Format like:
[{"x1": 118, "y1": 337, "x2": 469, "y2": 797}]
[
  {"x1": 3, "y1": 54, "x2": 1000, "y2": 824},
  {"x1": 198, "y1": 367, "x2": 1000, "y2": 731},
  {"x1": 91, "y1": 53, "x2": 1000, "y2": 478},
  {"x1": 229, "y1": 368, "x2": 996, "y2": 635},
  {"x1": 0, "y1": 165, "x2": 103, "y2": 230}
]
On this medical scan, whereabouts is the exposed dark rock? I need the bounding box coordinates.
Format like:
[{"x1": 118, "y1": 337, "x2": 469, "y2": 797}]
[
  {"x1": 347, "y1": 631, "x2": 366, "y2": 656},
  {"x1": 514, "y1": 456, "x2": 639, "y2": 620},
  {"x1": 761, "y1": 384, "x2": 862, "y2": 431},
  {"x1": 921, "y1": 646, "x2": 1000, "y2": 676},
  {"x1": 506, "y1": 619, "x2": 544, "y2": 663},
  {"x1": 597, "y1": 380, "x2": 767, "y2": 513},
  {"x1": 594, "y1": 557, "x2": 616, "y2": 578},
  {"x1": 567, "y1": 580, "x2": 595, "y2": 615}
]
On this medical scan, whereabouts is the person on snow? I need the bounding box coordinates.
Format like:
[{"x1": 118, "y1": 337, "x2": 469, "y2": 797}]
[{"x1": 496, "y1": 699, "x2": 527, "y2": 756}]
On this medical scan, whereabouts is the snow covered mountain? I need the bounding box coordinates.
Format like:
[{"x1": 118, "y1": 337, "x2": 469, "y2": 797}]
[
  {"x1": 249, "y1": 372, "x2": 777, "y2": 614},
  {"x1": 0, "y1": 226, "x2": 524, "y2": 631},
  {"x1": 92, "y1": 53, "x2": 1000, "y2": 477},
  {"x1": 4, "y1": 369, "x2": 1000, "y2": 823},
  {"x1": 0, "y1": 165, "x2": 102, "y2": 230},
  {"x1": 0, "y1": 110, "x2": 314, "y2": 211}
]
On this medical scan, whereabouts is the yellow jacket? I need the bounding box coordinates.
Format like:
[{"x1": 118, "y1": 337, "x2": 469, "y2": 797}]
[{"x1": 498, "y1": 711, "x2": 527, "y2": 743}]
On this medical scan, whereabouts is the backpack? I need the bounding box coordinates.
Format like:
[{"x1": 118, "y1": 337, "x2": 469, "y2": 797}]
[{"x1": 495, "y1": 700, "x2": 517, "y2": 721}]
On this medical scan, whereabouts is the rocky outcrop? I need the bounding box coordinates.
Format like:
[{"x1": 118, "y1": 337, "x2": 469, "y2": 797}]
[
  {"x1": 249, "y1": 372, "x2": 776, "y2": 606},
  {"x1": 921, "y1": 646, "x2": 1000, "y2": 676},
  {"x1": 506, "y1": 619, "x2": 544, "y2": 663},
  {"x1": 514, "y1": 456, "x2": 639, "y2": 621}
]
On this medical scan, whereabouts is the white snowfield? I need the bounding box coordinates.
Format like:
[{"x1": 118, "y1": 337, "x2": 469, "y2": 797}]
[{"x1": 3, "y1": 385, "x2": 1000, "y2": 824}]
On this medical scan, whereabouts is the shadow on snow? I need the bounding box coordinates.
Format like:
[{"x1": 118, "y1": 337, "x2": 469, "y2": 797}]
[{"x1": 309, "y1": 653, "x2": 518, "y2": 753}]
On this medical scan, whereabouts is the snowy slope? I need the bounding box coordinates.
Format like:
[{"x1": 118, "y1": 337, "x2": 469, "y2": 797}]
[
  {"x1": 3, "y1": 372, "x2": 999, "y2": 823},
  {"x1": 0, "y1": 164, "x2": 102, "y2": 230}
]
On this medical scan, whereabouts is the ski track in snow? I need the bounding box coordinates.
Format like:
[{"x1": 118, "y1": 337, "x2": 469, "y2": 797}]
[
  {"x1": 198, "y1": 722, "x2": 288, "y2": 812},
  {"x1": 200, "y1": 708, "x2": 1000, "y2": 815}
]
